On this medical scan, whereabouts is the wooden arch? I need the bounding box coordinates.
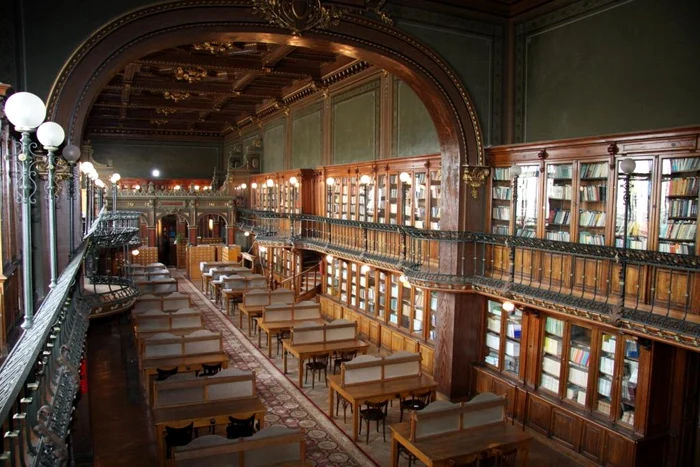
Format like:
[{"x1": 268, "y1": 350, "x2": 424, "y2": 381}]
[{"x1": 45, "y1": 1, "x2": 485, "y2": 230}]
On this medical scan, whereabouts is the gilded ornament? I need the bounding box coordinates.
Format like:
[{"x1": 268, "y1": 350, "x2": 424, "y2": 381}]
[
  {"x1": 156, "y1": 107, "x2": 177, "y2": 116},
  {"x1": 174, "y1": 66, "x2": 208, "y2": 83},
  {"x1": 164, "y1": 91, "x2": 190, "y2": 102},
  {"x1": 150, "y1": 119, "x2": 168, "y2": 126},
  {"x1": 193, "y1": 41, "x2": 236, "y2": 55},
  {"x1": 462, "y1": 165, "x2": 491, "y2": 199}
]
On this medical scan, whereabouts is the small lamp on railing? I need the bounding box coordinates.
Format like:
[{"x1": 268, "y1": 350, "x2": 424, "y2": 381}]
[
  {"x1": 399, "y1": 172, "x2": 411, "y2": 225},
  {"x1": 80, "y1": 161, "x2": 94, "y2": 234},
  {"x1": 110, "y1": 172, "x2": 121, "y2": 214},
  {"x1": 95, "y1": 179, "x2": 105, "y2": 210},
  {"x1": 619, "y1": 158, "x2": 636, "y2": 307},
  {"x1": 359, "y1": 174, "x2": 371, "y2": 221},
  {"x1": 289, "y1": 176, "x2": 298, "y2": 213},
  {"x1": 4, "y1": 92, "x2": 49, "y2": 329},
  {"x1": 89, "y1": 168, "x2": 99, "y2": 222},
  {"x1": 266, "y1": 178, "x2": 274, "y2": 210},
  {"x1": 509, "y1": 164, "x2": 522, "y2": 236},
  {"x1": 37, "y1": 121, "x2": 65, "y2": 289},
  {"x1": 61, "y1": 144, "x2": 81, "y2": 256}
]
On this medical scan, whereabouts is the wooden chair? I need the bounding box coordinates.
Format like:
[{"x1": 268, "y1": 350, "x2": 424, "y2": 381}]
[
  {"x1": 483, "y1": 445, "x2": 519, "y2": 467},
  {"x1": 276, "y1": 329, "x2": 291, "y2": 355},
  {"x1": 304, "y1": 353, "x2": 330, "y2": 389},
  {"x1": 447, "y1": 452, "x2": 483, "y2": 467},
  {"x1": 165, "y1": 422, "x2": 194, "y2": 459},
  {"x1": 335, "y1": 393, "x2": 353, "y2": 423},
  {"x1": 359, "y1": 400, "x2": 389, "y2": 444},
  {"x1": 399, "y1": 445, "x2": 418, "y2": 467},
  {"x1": 196, "y1": 362, "x2": 222, "y2": 377},
  {"x1": 226, "y1": 415, "x2": 256, "y2": 440},
  {"x1": 332, "y1": 350, "x2": 357, "y2": 374},
  {"x1": 156, "y1": 367, "x2": 178, "y2": 381},
  {"x1": 399, "y1": 390, "x2": 432, "y2": 422}
]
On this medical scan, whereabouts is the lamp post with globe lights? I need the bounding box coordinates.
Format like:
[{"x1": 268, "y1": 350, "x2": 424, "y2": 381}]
[
  {"x1": 3, "y1": 91, "x2": 49, "y2": 328},
  {"x1": 110, "y1": 173, "x2": 121, "y2": 214},
  {"x1": 37, "y1": 121, "x2": 65, "y2": 288},
  {"x1": 80, "y1": 161, "x2": 94, "y2": 234},
  {"x1": 619, "y1": 158, "x2": 637, "y2": 308},
  {"x1": 509, "y1": 164, "x2": 522, "y2": 282},
  {"x1": 62, "y1": 144, "x2": 81, "y2": 256}
]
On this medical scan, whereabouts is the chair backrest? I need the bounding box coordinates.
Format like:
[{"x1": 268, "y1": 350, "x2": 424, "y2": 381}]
[
  {"x1": 325, "y1": 319, "x2": 356, "y2": 342},
  {"x1": 226, "y1": 415, "x2": 256, "y2": 440},
  {"x1": 291, "y1": 321, "x2": 325, "y2": 345},
  {"x1": 154, "y1": 368, "x2": 255, "y2": 408},
  {"x1": 262, "y1": 304, "x2": 293, "y2": 323},
  {"x1": 144, "y1": 333, "x2": 183, "y2": 358},
  {"x1": 293, "y1": 301, "x2": 321, "y2": 320},
  {"x1": 462, "y1": 392, "x2": 506, "y2": 429},
  {"x1": 133, "y1": 294, "x2": 161, "y2": 313},
  {"x1": 199, "y1": 362, "x2": 222, "y2": 376},
  {"x1": 245, "y1": 275, "x2": 268, "y2": 289},
  {"x1": 166, "y1": 422, "x2": 194, "y2": 447},
  {"x1": 342, "y1": 355, "x2": 383, "y2": 385},
  {"x1": 157, "y1": 367, "x2": 179, "y2": 381},
  {"x1": 174, "y1": 436, "x2": 239, "y2": 467},
  {"x1": 243, "y1": 289, "x2": 270, "y2": 307},
  {"x1": 162, "y1": 292, "x2": 191, "y2": 312},
  {"x1": 243, "y1": 426, "x2": 302, "y2": 467},
  {"x1": 383, "y1": 350, "x2": 421, "y2": 380},
  {"x1": 269, "y1": 288, "x2": 295, "y2": 304},
  {"x1": 414, "y1": 400, "x2": 462, "y2": 440}
]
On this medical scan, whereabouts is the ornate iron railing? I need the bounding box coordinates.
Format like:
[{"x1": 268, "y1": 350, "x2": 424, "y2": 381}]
[
  {"x1": 236, "y1": 208, "x2": 700, "y2": 347},
  {"x1": 0, "y1": 243, "x2": 89, "y2": 466}
]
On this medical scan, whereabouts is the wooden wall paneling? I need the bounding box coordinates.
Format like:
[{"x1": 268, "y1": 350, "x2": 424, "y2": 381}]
[
  {"x1": 403, "y1": 337, "x2": 418, "y2": 353},
  {"x1": 391, "y1": 331, "x2": 404, "y2": 353},
  {"x1": 643, "y1": 341, "x2": 675, "y2": 437},
  {"x1": 602, "y1": 431, "x2": 633, "y2": 467},
  {"x1": 633, "y1": 341, "x2": 655, "y2": 435},
  {"x1": 369, "y1": 321, "x2": 380, "y2": 346},
  {"x1": 419, "y1": 344, "x2": 434, "y2": 374},
  {"x1": 523, "y1": 310, "x2": 541, "y2": 386},
  {"x1": 359, "y1": 316, "x2": 369, "y2": 338},
  {"x1": 491, "y1": 378, "x2": 516, "y2": 418},
  {"x1": 381, "y1": 326, "x2": 393, "y2": 350},
  {"x1": 550, "y1": 407, "x2": 581, "y2": 451},
  {"x1": 579, "y1": 421, "x2": 605, "y2": 464},
  {"x1": 525, "y1": 394, "x2": 552, "y2": 436},
  {"x1": 474, "y1": 368, "x2": 494, "y2": 394}
]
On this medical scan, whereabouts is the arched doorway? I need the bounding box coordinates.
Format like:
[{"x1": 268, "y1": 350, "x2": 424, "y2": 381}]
[
  {"x1": 157, "y1": 213, "x2": 189, "y2": 266},
  {"x1": 196, "y1": 213, "x2": 226, "y2": 245}
]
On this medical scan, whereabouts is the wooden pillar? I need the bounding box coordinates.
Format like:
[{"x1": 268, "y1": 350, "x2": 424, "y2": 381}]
[
  {"x1": 434, "y1": 293, "x2": 484, "y2": 399},
  {"x1": 147, "y1": 226, "x2": 156, "y2": 248},
  {"x1": 227, "y1": 226, "x2": 235, "y2": 245},
  {"x1": 188, "y1": 226, "x2": 197, "y2": 245}
]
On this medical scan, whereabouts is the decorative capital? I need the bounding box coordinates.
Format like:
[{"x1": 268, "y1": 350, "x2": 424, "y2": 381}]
[
  {"x1": 462, "y1": 165, "x2": 491, "y2": 199},
  {"x1": 253, "y1": 0, "x2": 342, "y2": 35}
]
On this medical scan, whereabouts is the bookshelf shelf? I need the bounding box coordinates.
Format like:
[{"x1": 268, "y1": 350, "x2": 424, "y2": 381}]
[{"x1": 659, "y1": 157, "x2": 699, "y2": 255}]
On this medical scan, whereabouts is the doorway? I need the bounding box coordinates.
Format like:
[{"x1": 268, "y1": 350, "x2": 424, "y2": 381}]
[{"x1": 158, "y1": 215, "x2": 178, "y2": 266}]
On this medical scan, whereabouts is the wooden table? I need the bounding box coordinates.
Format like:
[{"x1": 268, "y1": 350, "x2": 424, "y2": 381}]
[
  {"x1": 239, "y1": 305, "x2": 264, "y2": 335},
  {"x1": 389, "y1": 421, "x2": 532, "y2": 467},
  {"x1": 282, "y1": 339, "x2": 370, "y2": 387},
  {"x1": 257, "y1": 318, "x2": 326, "y2": 358},
  {"x1": 327, "y1": 373, "x2": 437, "y2": 442},
  {"x1": 142, "y1": 352, "x2": 229, "y2": 404},
  {"x1": 222, "y1": 289, "x2": 246, "y2": 315},
  {"x1": 154, "y1": 397, "x2": 266, "y2": 467}
]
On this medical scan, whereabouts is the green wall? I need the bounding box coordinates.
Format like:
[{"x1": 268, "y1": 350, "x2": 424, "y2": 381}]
[
  {"x1": 392, "y1": 6, "x2": 503, "y2": 145},
  {"x1": 91, "y1": 139, "x2": 221, "y2": 179},
  {"x1": 394, "y1": 78, "x2": 440, "y2": 157},
  {"x1": 263, "y1": 118, "x2": 286, "y2": 173},
  {"x1": 292, "y1": 105, "x2": 322, "y2": 169},
  {"x1": 520, "y1": 0, "x2": 700, "y2": 142},
  {"x1": 332, "y1": 81, "x2": 380, "y2": 165}
]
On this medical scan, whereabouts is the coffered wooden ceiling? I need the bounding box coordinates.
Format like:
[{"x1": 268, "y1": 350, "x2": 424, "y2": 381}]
[{"x1": 85, "y1": 41, "x2": 359, "y2": 140}]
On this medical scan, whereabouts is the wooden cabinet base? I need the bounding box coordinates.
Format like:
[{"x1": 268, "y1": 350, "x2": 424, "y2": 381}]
[{"x1": 472, "y1": 366, "x2": 664, "y2": 467}]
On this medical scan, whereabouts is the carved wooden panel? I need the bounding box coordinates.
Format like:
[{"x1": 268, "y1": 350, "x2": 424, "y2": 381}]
[
  {"x1": 603, "y1": 431, "x2": 632, "y2": 467},
  {"x1": 420, "y1": 344, "x2": 434, "y2": 375},
  {"x1": 403, "y1": 337, "x2": 418, "y2": 353},
  {"x1": 475, "y1": 369, "x2": 493, "y2": 394},
  {"x1": 526, "y1": 395, "x2": 551, "y2": 436},
  {"x1": 391, "y1": 332, "x2": 404, "y2": 353},
  {"x1": 381, "y1": 327, "x2": 392, "y2": 350},
  {"x1": 550, "y1": 407, "x2": 579, "y2": 449},
  {"x1": 492, "y1": 379, "x2": 516, "y2": 417},
  {"x1": 359, "y1": 316, "x2": 369, "y2": 338},
  {"x1": 580, "y1": 421, "x2": 604, "y2": 464},
  {"x1": 369, "y1": 321, "x2": 380, "y2": 346}
]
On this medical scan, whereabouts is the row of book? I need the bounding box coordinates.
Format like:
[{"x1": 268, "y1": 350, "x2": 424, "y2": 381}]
[
  {"x1": 579, "y1": 232, "x2": 606, "y2": 245},
  {"x1": 493, "y1": 206, "x2": 511, "y2": 220},
  {"x1": 569, "y1": 345, "x2": 591, "y2": 367},
  {"x1": 659, "y1": 221, "x2": 697, "y2": 240},
  {"x1": 580, "y1": 163, "x2": 609, "y2": 179},
  {"x1": 544, "y1": 336, "x2": 563, "y2": 356},
  {"x1": 549, "y1": 165, "x2": 573, "y2": 179},
  {"x1": 549, "y1": 184, "x2": 572, "y2": 200},
  {"x1": 580, "y1": 184, "x2": 607, "y2": 202},
  {"x1": 547, "y1": 209, "x2": 571, "y2": 226},
  {"x1": 667, "y1": 158, "x2": 700, "y2": 173},
  {"x1": 493, "y1": 186, "x2": 512, "y2": 200},
  {"x1": 516, "y1": 228, "x2": 537, "y2": 238},
  {"x1": 667, "y1": 177, "x2": 699, "y2": 196},
  {"x1": 615, "y1": 237, "x2": 648, "y2": 249},
  {"x1": 666, "y1": 198, "x2": 698, "y2": 218},
  {"x1": 579, "y1": 210, "x2": 607, "y2": 227},
  {"x1": 658, "y1": 242, "x2": 694, "y2": 254},
  {"x1": 546, "y1": 318, "x2": 565, "y2": 337},
  {"x1": 546, "y1": 231, "x2": 571, "y2": 241}
]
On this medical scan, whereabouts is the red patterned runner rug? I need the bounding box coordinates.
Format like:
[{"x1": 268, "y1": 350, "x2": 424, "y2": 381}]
[{"x1": 175, "y1": 273, "x2": 378, "y2": 467}]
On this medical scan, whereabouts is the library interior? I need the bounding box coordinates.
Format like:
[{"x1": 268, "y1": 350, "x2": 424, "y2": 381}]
[{"x1": 0, "y1": 0, "x2": 699, "y2": 466}]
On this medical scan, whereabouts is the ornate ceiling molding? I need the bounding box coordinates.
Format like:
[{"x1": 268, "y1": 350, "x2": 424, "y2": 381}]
[{"x1": 174, "y1": 66, "x2": 208, "y2": 83}]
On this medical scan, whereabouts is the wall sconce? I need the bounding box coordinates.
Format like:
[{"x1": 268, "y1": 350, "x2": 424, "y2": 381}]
[
  {"x1": 251, "y1": 182, "x2": 258, "y2": 189},
  {"x1": 131, "y1": 249, "x2": 140, "y2": 256},
  {"x1": 360, "y1": 264, "x2": 370, "y2": 274},
  {"x1": 194, "y1": 185, "x2": 200, "y2": 191},
  {"x1": 241, "y1": 183, "x2": 248, "y2": 189},
  {"x1": 174, "y1": 185, "x2": 181, "y2": 191},
  {"x1": 266, "y1": 178, "x2": 274, "y2": 187},
  {"x1": 244, "y1": 231, "x2": 250, "y2": 237},
  {"x1": 326, "y1": 177, "x2": 335, "y2": 186},
  {"x1": 399, "y1": 172, "x2": 411, "y2": 184},
  {"x1": 289, "y1": 176, "x2": 298, "y2": 186},
  {"x1": 208, "y1": 218, "x2": 214, "y2": 231},
  {"x1": 259, "y1": 246, "x2": 267, "y2": 253},
  {"x1": 502, "y1": 301, "x2": 515, "y2": 313}
]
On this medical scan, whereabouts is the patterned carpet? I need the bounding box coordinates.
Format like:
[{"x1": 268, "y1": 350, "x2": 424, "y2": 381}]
[{"x1": 176, "y1": 273, "x2": 378, "y2": 467}]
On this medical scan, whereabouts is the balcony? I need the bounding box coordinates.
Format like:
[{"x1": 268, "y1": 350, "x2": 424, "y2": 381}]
[{"x1": 236, "y1": 208, "x2": 700, "y2": 350}]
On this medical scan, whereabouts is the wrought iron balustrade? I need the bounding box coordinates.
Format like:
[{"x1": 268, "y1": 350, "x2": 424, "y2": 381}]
[{"x1": 236, "y1": 208, "x2": 700, "y2": 348}]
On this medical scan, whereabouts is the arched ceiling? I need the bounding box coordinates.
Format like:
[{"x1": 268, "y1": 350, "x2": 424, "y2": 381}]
[{"x1": 85, "y1": 40, "x2": 360, "y2": 140}]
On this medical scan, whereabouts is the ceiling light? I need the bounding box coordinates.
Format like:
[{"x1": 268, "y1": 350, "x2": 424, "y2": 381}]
[{"x1": 244, "y1": 231, "x2": 250, "y2": 237}]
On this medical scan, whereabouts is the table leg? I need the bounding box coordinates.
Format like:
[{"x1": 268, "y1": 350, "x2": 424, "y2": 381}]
[
  {"x1": 328, "y1": 385, "x2": 334, "y2": 417},
  {"x1": 283, "y1": 349, "x2": 288, "y2": 374},
  {"x1": 390, "y1": 437, "x2": 399, "y2": 467},
  {"x1": 248, "y1": 315, "x2": 253, "y2": 336},
  {"x1": 239, "y1": 311, "x2": 243, "y2": 329},
  {"x1": 298, "y1": 357, "x2": 304, "y2": 387},
  {"x1": 156, "y1": 427, "x2": 165, "y2": 467},
  {"x1": 352, "y1": 401, "x2": 359, "y2": 442},
  {"x1": 257, "y1": 327, "x2": 262, "y2": 348},
  {"x1": 267, "y1": 332, "x2": 272, "y2": 358}
]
